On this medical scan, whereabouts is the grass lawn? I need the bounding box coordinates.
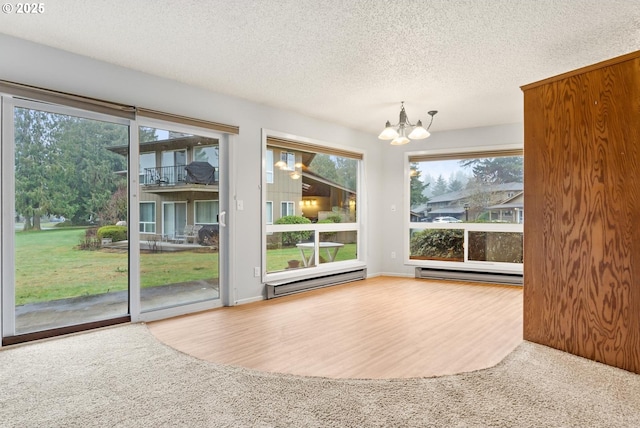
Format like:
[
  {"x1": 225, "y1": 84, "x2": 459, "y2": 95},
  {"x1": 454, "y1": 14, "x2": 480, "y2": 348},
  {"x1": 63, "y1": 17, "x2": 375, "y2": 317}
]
[
  {"x1": 13, "y1": 228, "x2": 357, "y2": 305},
  {"x1": 266, "y1": 243, "x2": 357, "y2": 273},
  {"x1": 15, "y1": 228, "x2": 218, "y2": 305}
]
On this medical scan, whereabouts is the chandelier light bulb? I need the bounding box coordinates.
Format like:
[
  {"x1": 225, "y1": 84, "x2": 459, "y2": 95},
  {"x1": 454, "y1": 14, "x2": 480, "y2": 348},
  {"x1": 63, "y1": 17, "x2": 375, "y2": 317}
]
[{"x1": 379, "y1": 103, "x2": 437, "y2": 145}]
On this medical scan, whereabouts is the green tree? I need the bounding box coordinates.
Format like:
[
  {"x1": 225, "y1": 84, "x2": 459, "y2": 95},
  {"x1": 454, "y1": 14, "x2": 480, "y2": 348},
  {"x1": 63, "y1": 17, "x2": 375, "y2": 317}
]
[
  {"x1": 139, "y1": 126, "x2": 159, "y2": 143},
  {"x1": 432, "y1": 175, "x2": 448, "y2": 197},
  {"x1": 461, "y1": 156, "x2": 523, "y2": 184},
  {"x1": 447, "y1": 173, "x2": 464, "y2": 192},
  {"x1": 14, "y1": 108, "x2": 62, "y2": 230},
  {"x1": 308, "y1": 154, "x2": 357, "y2": 191},
  {"x1": 14, "y1": 108, "x2": 128, "y2": 229},
  {"x1": 335, "y1": 157, "x2": 357, "y2": 191},
  {"x1": 410, "y1": 163, "x2": 429, "y2": 207},
  {"x1": 99, "y1": 185, "x2": 128, "y2": 225},
  {"x1": 308, "y1": 154, "x2": 339, "y2": 183},
  {"x1": 55, "y1": 116, "x2": 128, "y2": 225}
]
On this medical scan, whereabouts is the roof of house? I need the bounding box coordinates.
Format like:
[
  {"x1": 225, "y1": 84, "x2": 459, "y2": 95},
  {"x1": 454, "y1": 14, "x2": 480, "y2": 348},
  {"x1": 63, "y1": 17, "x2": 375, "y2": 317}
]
[{"x1": 427, "y1": 182, "x2": 524, "y2": 204}]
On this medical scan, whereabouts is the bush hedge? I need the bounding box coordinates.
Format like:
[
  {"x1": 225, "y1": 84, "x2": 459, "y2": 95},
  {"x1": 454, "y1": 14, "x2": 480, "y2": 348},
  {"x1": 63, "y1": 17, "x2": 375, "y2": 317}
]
[
  {"x1": 410, "y1": 228, "x2": 464, "y2": 260},
  {"x1": 97, "y1": 225, "x2": 128, "y2": 242},
  {"x1": 274, "y1": 215, "x2": 312, "y2": 246}
]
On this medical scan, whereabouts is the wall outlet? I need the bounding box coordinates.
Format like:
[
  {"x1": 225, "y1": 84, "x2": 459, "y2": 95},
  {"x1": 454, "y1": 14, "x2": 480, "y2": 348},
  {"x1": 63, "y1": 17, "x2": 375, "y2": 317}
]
[
  {"x1": 391, "y1": 251, "x2": 396, "y2": 259},
  {"x1": 254, "y1": 267, "x2": 260, "y2": 277}
]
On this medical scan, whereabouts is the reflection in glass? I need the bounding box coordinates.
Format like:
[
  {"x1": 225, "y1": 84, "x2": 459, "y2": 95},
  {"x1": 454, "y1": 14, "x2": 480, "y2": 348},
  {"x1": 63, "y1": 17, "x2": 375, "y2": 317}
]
[
  {"x1": 319, "y1": 231, "x2": 358, "y2": 264},
  {"x1": 266, "y1": 146, "x2": 357, "y2": 225},
  {"x1": 137, "y1": 126, "x2": 220, "y2": 312},
  {"x1": 409, "y1": 228, "x2": 464, "y2": 261},
  {"x1": 468, "y1": 232, "x2": 523, "y2": 263},
  {"x1": 266, "y1": 231, "x2": 315, "y2": 273}
]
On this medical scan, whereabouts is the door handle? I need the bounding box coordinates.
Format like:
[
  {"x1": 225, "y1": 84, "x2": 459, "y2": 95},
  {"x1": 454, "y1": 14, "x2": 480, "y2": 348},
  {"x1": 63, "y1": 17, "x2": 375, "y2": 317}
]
[{"x1": 219, "y1": 211, "x2": 227, "y2": 228}]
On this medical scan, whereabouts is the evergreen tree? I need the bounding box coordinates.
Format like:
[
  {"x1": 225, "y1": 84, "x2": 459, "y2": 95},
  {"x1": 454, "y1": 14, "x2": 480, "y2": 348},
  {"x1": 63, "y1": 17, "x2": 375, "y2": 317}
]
[
  {"x1": 432, "y1": 175, "x2": 448, "y2": 197},
  {"x1": 447, "y1": 172, "x2": 464, "y2": 192},
  {"x1": 14, "y1": 108, "x2": 128, "y2": 229},
  {"x1": 335, "y1": 157, "x2": 357, "y2": 191},
  {"x1": 410, "y1": 163, "x2": 428, "y2": 207},
  {"x1": 461, "y1": 156, "x2": 523, "y2": 184},
  {"x1": 308, "y1": 154, "x2": 339, "y2": 183},
  {"x1": 55, "y1": 115, "x2": 128, "y2": 224},
  {"x1": 14, "y1": 108, "x2": 61, "y2": 230}
]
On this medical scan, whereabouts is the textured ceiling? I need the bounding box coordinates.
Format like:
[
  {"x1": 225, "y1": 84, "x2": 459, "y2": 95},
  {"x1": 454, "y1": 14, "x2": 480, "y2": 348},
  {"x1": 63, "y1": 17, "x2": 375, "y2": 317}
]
[{"x1": 1, "y1": 0, "x2": 639, "y2": 134}]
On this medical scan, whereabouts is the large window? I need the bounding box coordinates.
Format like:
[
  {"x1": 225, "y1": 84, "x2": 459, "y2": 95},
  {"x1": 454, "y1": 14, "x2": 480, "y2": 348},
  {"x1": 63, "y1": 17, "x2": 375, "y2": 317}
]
[
  {"x1": 407, "y1": 149, "x2": 523, "y2": 273},
  {"x1": 264, "y1": 134, "x2": 362, "y2": 276}
]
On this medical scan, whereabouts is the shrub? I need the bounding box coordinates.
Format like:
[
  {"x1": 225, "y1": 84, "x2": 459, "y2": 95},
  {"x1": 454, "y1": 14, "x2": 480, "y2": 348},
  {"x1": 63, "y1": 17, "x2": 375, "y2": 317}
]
[
  {"x1": 274, "y1": 215, "x2": 312, "y2": 246},
  {"x1": 410, "y1": 228, "x2": 464, "y2": 260},
  {"x1": 97, "y1": 225, "x2": 128, "y2": 242},
  {"x1": 318, "y1": 215, "x2": 341, "y2": 242},
  {"x1": 323, "y1": 214, "x2": 342, "y2": 223},
  {"x1": 78, "y1": 227, "x2": 102, "y2": 250}
]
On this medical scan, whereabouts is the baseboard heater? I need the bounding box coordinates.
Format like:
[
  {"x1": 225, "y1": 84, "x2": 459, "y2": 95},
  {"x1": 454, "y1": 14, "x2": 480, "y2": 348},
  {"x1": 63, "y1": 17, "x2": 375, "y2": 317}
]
[
  {"x1": 415, "y1": 267, "x2": 523, "y2": 286},
  {"x1": 266, "y1": 268, "x2": 367, "y2": 299}
]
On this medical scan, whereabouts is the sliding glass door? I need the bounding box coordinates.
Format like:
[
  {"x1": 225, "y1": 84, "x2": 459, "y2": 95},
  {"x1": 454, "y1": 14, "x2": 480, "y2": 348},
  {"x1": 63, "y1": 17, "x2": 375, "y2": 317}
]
[
  {"x1": 1, "y1": 98, "x2": 130, "y2": 339},
  {"x1": 1, "y1": 91, "x2": 230, "y2": 343},
  {"x1": 137, "y1": 123, "x2": 223, "y2": 314}
]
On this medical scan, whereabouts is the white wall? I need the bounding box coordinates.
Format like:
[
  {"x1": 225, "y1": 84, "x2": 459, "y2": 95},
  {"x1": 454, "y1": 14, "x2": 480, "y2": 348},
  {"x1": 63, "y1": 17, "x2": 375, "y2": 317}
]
[
  {"x1": 0, "y1": 34, "x2": 522, "y2": 303},
  {"x1": 378, "y1": 123, "x2": 524, "y2": 277},
  {"x1": 0, "y1": 34, "x2": 383, "y2": 303}
]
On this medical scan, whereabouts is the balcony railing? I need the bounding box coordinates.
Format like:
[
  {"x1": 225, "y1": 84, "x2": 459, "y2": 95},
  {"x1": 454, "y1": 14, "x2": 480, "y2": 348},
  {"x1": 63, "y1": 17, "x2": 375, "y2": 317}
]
[
  {"x1": 143, "y1": 165, "x2": 187, "y2": 185},
  {"x1": 142, "y1": 165, "x2": 219, "y2": 186}
]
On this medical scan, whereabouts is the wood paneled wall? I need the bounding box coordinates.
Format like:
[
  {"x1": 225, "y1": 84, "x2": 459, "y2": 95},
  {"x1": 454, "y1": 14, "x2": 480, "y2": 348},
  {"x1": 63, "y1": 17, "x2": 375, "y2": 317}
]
[{"x1": 522, "y1": 51, "x2": 640, "y2": 373}]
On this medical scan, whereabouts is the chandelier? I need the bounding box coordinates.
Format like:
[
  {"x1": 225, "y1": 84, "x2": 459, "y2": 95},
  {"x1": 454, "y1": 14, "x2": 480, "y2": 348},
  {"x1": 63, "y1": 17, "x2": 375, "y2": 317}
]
[{"x1": 378, "y1": 102, "x2": 438, "y2": 145}]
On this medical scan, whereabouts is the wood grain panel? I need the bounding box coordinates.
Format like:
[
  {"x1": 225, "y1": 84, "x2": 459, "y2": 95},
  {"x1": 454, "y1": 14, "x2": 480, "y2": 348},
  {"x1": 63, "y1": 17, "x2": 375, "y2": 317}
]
[{"x1": 523, "y1": 51, "x2": 640, "y2": 373}]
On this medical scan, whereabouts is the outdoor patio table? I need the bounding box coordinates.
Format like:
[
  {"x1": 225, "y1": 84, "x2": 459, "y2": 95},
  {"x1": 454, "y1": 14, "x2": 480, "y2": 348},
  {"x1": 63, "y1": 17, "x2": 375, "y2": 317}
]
[{"x1": 296, "y1": 242, "x2": 345, "y2": 267}]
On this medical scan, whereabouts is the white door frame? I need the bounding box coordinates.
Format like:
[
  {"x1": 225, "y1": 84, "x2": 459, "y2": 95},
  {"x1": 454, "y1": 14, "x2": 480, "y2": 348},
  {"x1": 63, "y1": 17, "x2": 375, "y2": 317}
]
[
  {"x1": 133, "y1": 118, "x2": 231, "y2": 322},
  {"x1": 1, "y1": 97, "x2": 132, "y2": 340}
]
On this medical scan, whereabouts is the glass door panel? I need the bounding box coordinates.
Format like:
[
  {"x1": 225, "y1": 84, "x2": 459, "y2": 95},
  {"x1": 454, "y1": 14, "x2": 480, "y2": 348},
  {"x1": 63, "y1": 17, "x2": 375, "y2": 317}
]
[
  {"x1": 138, "y1": 125, "x2": 220, "y2": 312},
  {"x1": 6, "y1": 103, "x2": 130, "y2": 336}
]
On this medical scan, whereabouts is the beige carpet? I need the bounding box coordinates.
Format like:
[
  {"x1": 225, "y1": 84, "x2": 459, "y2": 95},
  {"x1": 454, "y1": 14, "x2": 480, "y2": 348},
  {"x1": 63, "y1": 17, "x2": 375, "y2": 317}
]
[{"x1": 0, "y1": 324, "x2": 639, "y2": 427}]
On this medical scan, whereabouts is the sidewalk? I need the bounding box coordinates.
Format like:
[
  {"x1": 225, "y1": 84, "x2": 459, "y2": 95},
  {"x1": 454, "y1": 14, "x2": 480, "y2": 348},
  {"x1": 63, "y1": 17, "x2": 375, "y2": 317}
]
[{"x1": 14, "y1": 280, "x2": 219, "y2": 334}]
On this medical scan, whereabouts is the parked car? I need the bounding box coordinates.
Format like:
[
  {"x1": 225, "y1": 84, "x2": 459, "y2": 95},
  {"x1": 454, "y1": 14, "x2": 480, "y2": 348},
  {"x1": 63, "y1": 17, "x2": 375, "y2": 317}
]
[{"x1": 432, "y1": 216, "x2": 462, "y2": 223}]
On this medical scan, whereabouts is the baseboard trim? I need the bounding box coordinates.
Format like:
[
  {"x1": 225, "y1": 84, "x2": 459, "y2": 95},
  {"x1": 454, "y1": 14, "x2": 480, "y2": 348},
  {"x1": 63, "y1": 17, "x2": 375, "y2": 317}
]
[{"x1": 234, "y1": 296, "x2": 264, "y2": 305}]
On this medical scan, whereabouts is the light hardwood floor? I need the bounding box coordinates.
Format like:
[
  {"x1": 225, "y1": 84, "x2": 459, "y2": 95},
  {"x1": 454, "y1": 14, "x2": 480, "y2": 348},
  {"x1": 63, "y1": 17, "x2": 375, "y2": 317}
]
[{"x1": 148, "y1": 276, "x2": 523, "y2": 379}]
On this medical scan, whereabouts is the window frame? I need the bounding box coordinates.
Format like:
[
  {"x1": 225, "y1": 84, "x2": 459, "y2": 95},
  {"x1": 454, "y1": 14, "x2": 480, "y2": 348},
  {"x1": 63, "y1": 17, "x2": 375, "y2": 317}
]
[
  {"x1": 266, "y1": 150, "x2": 274, "y2": 184},
  {"x1": 194, "y1": 199, "x2": 219, "y2": 226},
  {"x1": 266, "y1": 201, "x2": 273, "y2": 225},
  {"x1": 261, "y1": 129, "x2": 366, "y2": 283},
  {"x1": 280, "y1": 151, "x2": 295, "y2": 171},
  {"x1": 139, "y1": 201, "x2": 156, "y2": 234},
  {"x1": 280, "y1": 201, "x2": 295, "y2": 217},
  {"x1": 405, "y1": 145, "x2": 524, "y2": 275}
]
